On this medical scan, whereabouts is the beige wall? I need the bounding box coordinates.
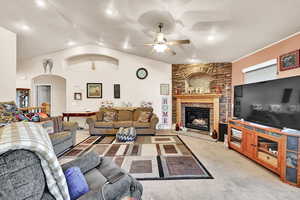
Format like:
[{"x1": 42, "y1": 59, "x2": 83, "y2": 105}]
[
  {"x1": 17, "y1": 44, "x2": 172, "y2": 128},
  {"x1": 0, "y1": 27, "x2": 16, "y2": 101},
  {"x1": 232, "y1": 33, "x2": 300, "y2": 86}
]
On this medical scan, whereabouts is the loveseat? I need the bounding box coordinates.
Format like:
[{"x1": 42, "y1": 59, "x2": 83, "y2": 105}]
[
  {"x1": 0, "y1": 150, "x2": 143, "y2": 200},
  {"x1": 86, "y1": 107, "x2": 159, "y2": 135}
]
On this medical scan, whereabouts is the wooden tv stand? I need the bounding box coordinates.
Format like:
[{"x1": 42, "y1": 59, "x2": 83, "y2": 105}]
[{"x1": 228, "y1": 119, "x2": 300, "y2": 187}]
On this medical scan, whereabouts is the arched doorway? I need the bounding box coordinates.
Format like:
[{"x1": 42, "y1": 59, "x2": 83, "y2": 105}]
[{"x1": 32, "y1": 74, "x2": 66, "y2": 116}]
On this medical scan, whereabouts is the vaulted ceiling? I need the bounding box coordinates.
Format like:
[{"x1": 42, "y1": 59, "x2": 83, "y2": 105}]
[{"x1": 0, "y1": 0, "x2": 300, "y2": 64}]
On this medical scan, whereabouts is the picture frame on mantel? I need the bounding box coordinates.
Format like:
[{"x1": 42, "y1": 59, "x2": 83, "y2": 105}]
[
  {"x1": 279, "y1": 50, "x2": 300, "y2": 71},
  {"x1": 114, "y1": 84, "x2": 120, "y2": 99},
  {"x1": 87, "y1": 83, "x2": 102, "y2": 98}
]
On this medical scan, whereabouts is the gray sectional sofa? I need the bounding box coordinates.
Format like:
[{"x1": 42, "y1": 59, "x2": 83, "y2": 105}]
[{"x1": 0, "y1": 150, "x2": 143, "y2": 200}]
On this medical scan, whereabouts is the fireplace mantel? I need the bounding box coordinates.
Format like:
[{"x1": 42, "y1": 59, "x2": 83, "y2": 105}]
[
  {"x1": 174, "y1": 93, "x2": 222, "y2": 99},
  {"x1": 174, "y1": 93, "x2": 221, "y2": 133}
]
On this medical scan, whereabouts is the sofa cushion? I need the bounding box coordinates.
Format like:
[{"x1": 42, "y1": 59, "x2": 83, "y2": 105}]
[
  {"x1": 98, "y1": 108, "x2": 115, "y2": 121},
  {"x1": 84, "y1": 168, "x2": 107, "y2": 191},
  {"x1": 61, "y1": 152, "x2": 101, "y2": 174},
  {"x1": 0, "y1": 150, "x2": 46, "y2": 200},
  {"x1": 114, "y1": 121, "x2": 133, "y2": 128},
  {"x1": 94, "y1": 121, "x2": 114, "y2": 128},
  {"x1": 137, "y1": 111, "x2": 152, "y2": 123},
  {"x1": 103, "y1": 111, "x2": 116, "y2": 122},
  {"x1": 117, "y1": 110, "x2": 133, "y2": 121},
  {"x1": 50, "y1": 116, "x2": 64, "y2": 133},
  {"x1": 96, "y1": 112, "x2": 103, "y2": 121},
  {"x1": 64, "y1": 167, "x2": 89, "y2": 200},
  {"x1": 49, "y1": 131, "x2": 72, "y2": 145},
  {"x1": 133, "y1": 107, "x2": 153, "y2": 121},
  {"x1": 133, "y1": 121, "x2": 151, "y2": 128}
]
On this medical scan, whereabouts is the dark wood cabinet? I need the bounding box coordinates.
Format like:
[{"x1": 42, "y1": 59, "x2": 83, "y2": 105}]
[{"x1": 228, "y1": 119, "x2": 300, "y2": 187}]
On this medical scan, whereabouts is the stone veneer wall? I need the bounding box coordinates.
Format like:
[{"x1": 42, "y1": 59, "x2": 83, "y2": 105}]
[{"x1": 172, "y1": 63, "x2": 232, "y2": 123}]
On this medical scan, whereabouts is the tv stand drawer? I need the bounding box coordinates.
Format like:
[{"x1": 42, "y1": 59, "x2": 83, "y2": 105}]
[{"x1": 258, "y1": 152, "x2": 278, "y2": 167}]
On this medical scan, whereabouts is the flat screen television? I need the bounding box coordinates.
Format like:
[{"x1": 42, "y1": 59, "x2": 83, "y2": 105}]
[{"x1": 234, "y1": 76, "x2": 300, "y2": 130}]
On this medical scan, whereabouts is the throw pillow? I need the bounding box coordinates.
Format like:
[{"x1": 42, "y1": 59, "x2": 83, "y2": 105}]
[
  {"x1": 137, "y1": 111, "x2": 152, "y2": 123},
  {"x1": 103, "y1": 111, "x2": 116, "y2": 122},
  {"x1": 64, "y1": 167, "x2": 89, "y2": 200}
]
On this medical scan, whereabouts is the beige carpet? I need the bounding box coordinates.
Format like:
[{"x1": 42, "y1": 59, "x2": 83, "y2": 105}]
[{"x1": 73, "y1": 130, "x2": 300, "y2": 200}]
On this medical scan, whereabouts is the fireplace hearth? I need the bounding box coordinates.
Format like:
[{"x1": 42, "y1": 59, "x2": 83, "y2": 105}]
[{"x1": 185, "y1": 107, "x2": 210, "y2": 131}]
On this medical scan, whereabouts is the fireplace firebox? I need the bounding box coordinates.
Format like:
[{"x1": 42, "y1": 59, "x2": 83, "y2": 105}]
[{"x1": 185, "y1": 107, "x2": 210, "y2": 131}]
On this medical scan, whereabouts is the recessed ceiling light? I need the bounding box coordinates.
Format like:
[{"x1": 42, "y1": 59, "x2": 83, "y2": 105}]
[
  {"x1": 123, "y1": 44, "x2": 128, "y2": 49},
  {"x1": 106, "y1": 9, "x2": 113, "y2": 16},
  {"x1": 67, "y1": 41, "x2": 76, "y2": 46},
  {"x1": 105, "y1": 7, "x2": 118, "y2": 17},
  {"x1": 19, "y1": 24, "x2": 31, "y2": 31},
  {"x1": 35, "y1": 0, "x2": 46, "y2": 8},
  {"x1": 188, "y1": 58, "x2": 202, "y2": 63},
  {"x1": 123, "y1": 40, "x2": 130, "y2": 50},
  {"x1": 207, "y1": 35, "x2": 215, "y2": 41},
  {"x1": 96, "y1": 41, "x2": 104, "y2": 46}
]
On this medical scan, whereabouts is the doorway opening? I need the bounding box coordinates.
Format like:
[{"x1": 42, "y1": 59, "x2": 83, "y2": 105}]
[{"x1": 35, "y1": 84, "x2": 51, "y2": 115}]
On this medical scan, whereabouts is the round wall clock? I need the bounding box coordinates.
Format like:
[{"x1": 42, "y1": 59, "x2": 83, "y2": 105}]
[{"x1": 136, "y1": 67, "x2": 148, "y2": 79}]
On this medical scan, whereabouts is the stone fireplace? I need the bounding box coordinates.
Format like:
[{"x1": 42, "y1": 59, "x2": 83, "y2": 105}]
[
  {"x1": 172, "y1": 63, "x2": 232, "y2": 124},
  {"x1": 185, "y1": 107, "x2": 210, "y2": 131}
]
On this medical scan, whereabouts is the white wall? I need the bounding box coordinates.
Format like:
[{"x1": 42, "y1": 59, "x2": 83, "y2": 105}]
[
  {"x1": 32, "y1": 75, "x2": 66, "y2": 116},
  {"x1": 17, "y1": 45, "x2": 172, "y2": 128},
  {"x1": 0, "y1": 27, "x2": 16, "y2": 101}
]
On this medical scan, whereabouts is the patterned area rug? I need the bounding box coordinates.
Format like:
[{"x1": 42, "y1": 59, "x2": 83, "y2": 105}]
[{"x1": 59, "y1": 135, "x2": 213, "y2": 180}]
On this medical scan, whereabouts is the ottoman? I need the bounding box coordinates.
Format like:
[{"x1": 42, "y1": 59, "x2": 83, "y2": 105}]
[{"x1": 116, "y1": 127, "x2": 137, "y2": 142}]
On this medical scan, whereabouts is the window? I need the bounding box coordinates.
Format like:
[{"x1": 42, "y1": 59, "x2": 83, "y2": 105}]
[{"x1": 243, "y1": 59, "x2": 277, "y2": 84}]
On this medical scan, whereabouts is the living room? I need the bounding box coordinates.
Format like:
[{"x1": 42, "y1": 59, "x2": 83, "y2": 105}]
[{"x1": 1, "y1": 1, "x2": 300, "y2": 200}]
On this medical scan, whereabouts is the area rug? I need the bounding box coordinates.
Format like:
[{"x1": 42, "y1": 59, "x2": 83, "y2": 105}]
[{"x1": 59, "y1": 135, "x2": 213, "y2": 180}]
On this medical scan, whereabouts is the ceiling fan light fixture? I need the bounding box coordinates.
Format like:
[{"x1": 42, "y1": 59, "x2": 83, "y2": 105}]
[{"x1": 153, "y1": 44, "x2": 168, "y2": 53}]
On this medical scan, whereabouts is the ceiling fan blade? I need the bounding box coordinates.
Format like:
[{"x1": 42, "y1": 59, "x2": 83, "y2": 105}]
[
  {"x1": 144, "y1": 43, "x2": 155, "y2": 46},
  {"x1": 166, "y1": 47, "x2": 176, "y2": 55},
  {"x1": 166, "y1": 39, "x2": 190, "y2": 46}
]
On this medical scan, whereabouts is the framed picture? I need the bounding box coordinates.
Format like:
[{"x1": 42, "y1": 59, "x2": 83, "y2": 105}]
[
  {"x1": 114, "y1": 84, "x2": 120, "y2": 99},
  {"x1": 74, "y1": 92, "x2": 82, "y2": 100},
  {"x1": 160, "y1": 84, "x2": 170, "y2": 95},
  {"x1": 87, "y1": 83, "x2": 102, "y2": 98},
  {"x1": 279, "y1": 50, "x2": 300, "y2": 71}
]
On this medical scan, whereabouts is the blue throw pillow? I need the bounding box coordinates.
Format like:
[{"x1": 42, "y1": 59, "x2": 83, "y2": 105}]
[{"x1": 64, "y1": 167, "x2": 89, "y2": 200}]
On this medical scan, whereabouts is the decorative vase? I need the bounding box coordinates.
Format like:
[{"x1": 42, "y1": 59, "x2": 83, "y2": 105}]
[{"x1": 175, "y1": 123, "x2": 180, "y2": 131}]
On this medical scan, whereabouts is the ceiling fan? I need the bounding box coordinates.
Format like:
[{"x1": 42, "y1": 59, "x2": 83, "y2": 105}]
[{"x1": 144, "y1": 23, "x2": 190, "y2": 55}]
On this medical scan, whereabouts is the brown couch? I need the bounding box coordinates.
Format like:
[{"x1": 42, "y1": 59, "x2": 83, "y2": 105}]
[{"x1": 86, "y1": 107, "x2": 159, "y2": 135}]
